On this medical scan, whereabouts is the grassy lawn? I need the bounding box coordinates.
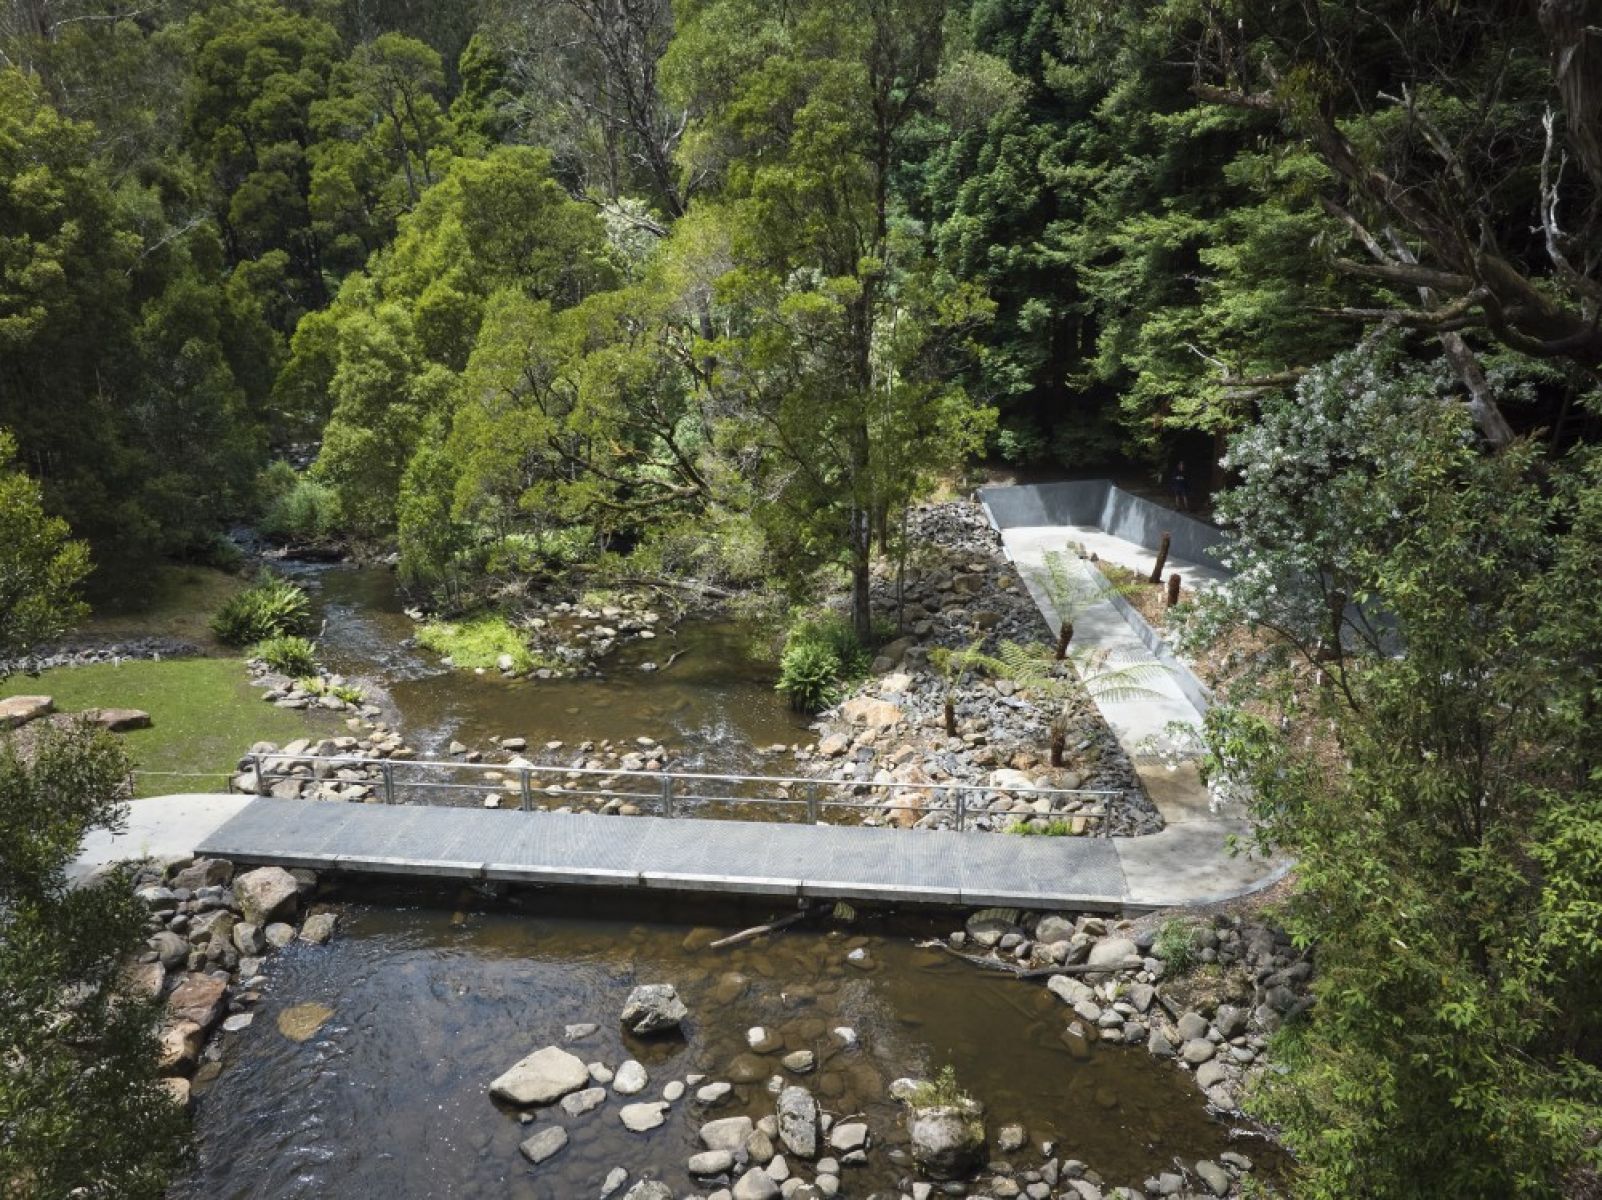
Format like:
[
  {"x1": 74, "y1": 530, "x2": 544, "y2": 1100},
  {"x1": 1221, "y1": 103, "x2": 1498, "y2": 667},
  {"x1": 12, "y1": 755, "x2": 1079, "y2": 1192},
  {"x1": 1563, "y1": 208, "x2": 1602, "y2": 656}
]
[
  {"x1": 1, "y1": 658, "x2": 339, "y2": 796},
  {"x1": 79, "y1": 564, "x2": 247, "y2": 653}
]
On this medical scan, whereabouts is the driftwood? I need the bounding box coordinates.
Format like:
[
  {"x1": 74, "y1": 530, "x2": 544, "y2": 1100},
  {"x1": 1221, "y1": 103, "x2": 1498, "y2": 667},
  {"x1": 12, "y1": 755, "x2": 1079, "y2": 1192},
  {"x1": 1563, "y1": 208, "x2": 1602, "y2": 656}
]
[
  {"x1": 708, "y1": 909, "x2": 809, "y2": 950},
  {"x1": 918, "y1": 939, "x2": 1142, "y2": 979},
  {"x1": 661, "y1": 648, "x2": 688, "y2": 670}
]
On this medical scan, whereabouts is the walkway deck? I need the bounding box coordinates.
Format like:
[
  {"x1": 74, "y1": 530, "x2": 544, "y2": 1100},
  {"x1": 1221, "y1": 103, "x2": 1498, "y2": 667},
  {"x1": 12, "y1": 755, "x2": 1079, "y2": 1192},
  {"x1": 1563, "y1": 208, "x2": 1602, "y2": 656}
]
[{"x1": 195, "y1": 796, "x2": 1134, "y2": 909}]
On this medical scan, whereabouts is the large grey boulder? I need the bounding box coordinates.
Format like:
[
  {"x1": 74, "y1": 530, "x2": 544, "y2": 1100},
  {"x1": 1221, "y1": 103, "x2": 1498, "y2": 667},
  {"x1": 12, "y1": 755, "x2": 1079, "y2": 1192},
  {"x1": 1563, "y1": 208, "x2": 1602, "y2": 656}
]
[
  {"x1": 620, "y1": 983, "x2": 688, "y2": 1036},
  {"x1": 776, "y1": 1085, "x2": 819, "y2": 1159},
  {"x1": 1086, "y1": 936, "x2": 1140, "y2": 969},
  {"x1": 489, "y1": 1045, "x2": 591, "y2": 1106},
  {"x1": 233, "y1": 867, "x2": 300, "y2": 925},
  {"x1": 908, "y1": 1103, "x2": 985, "y2": 1180}
]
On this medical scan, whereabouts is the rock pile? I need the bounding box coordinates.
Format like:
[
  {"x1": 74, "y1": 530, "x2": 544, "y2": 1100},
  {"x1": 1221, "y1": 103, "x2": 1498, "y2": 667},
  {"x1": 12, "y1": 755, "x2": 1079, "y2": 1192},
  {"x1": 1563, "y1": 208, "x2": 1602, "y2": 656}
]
[
  {"x1": 795, "y1": 502, "x2": 1160, "y2": 836},
  {"x1": 127, "y1": 858, "x2": 340, "y2": 1109},
  {"x1": 229, "y1": 730, "x2": 418, "y2": 800},
  {"x1": 0, "y1": 634, "x2": 201, "y2": 675}
]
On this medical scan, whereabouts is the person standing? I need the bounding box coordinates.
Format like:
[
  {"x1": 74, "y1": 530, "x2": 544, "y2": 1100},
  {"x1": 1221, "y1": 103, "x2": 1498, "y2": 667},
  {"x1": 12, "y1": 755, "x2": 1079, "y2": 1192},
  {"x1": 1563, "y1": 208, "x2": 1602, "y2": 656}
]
[{"x1": 1168, "y1": 461, "x2": 1190, "y2": 512}]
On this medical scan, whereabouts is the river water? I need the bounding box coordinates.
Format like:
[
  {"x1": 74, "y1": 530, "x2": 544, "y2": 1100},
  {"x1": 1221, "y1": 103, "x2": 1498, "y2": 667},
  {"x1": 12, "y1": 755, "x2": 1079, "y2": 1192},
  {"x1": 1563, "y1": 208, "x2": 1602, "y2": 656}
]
[
  {"x1": 170, "y1": 886, "x2": 1266, "y2": 1200},
  {"x1": 284, "y1": 564, "x2": 808, "y2": 773}
]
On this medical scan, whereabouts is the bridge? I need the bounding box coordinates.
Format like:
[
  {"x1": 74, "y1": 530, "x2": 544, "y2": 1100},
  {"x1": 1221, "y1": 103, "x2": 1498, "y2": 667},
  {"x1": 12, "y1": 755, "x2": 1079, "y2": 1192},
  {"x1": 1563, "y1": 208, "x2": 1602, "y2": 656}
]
[{"x1": 74, "y1": 484, "x2": 1288, "y2": 911}]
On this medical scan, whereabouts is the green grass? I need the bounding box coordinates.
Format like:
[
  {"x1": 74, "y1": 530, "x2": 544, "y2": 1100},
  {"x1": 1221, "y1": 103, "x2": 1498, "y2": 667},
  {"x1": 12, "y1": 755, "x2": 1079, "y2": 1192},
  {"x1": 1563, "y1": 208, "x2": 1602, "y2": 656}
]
[
  {"x1": 415, "y1": 614, "x2": 539, "y2": 672},
  {"x1": 1, "y1": 658, "x2": 338, "y2": 796},
  {"x1": 78, "y1": 565, "x2": 247, "y2": 653},
  {"x1": 1154, "y1": 916, "x2": 1200, "y2": 973}
]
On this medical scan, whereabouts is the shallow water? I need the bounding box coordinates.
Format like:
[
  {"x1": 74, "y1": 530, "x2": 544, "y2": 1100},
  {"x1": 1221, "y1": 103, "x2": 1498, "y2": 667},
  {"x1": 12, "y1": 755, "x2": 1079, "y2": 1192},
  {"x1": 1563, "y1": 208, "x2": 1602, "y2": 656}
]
[
  {"x1": 287, "y1": 564, "x2": 808, "y2": 773},
  {"x1": 171, "y1": 887, "x2": 1270, "y2": 1199}
]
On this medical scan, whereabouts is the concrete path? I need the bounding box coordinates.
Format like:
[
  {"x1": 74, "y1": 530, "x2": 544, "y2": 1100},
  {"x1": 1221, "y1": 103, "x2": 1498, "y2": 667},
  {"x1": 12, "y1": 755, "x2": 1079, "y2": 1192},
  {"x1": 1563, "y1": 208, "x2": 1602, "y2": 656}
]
[
  {"x1": 71, "y1": 793, "x2": 254, "y2": 883},
  {"x1": 986, "y1": 491, "x2": 1287, "y2": 906}
]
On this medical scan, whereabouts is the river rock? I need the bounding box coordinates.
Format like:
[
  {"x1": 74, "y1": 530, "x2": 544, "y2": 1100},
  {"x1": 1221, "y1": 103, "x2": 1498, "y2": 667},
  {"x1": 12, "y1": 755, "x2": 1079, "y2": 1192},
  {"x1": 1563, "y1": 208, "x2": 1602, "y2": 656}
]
[
  {"x1": 1181, "y1": 1038, "x2": 1216, "y2": 1065},
  {"x1": 781, "y1": 1050, "x2": 815, "y2": 1074},
  {"x1": 700, "y1": 1115, "x2": 755, "y2": 1152},
  {"x1": 1194, "y1": 1160, "x2": 1230, "y2": 1197},
  {"x1": 158, "y1": 1020, "x2": 204, "y2": 1074},
  {"x1": 621, "y1": 1183, "x2": 671, "y2": 1200},
  {"x1": 561, "y1": 1086, "x2": 607, "y2": 1116},
  {"x1": 828, "y1": 1121, "x2": 868, "y2": 1154},
  {"x1": 264, "y1": 922, "x2": 296, "y2": 949},
  {"x1": 519, "y1": 1125, "x2": 569, "y2": 1165},
  {"x1": 689, "y1": 1150, "x2": 735, "y2": 1175},
  {"x1": 490, "y1": 1046, "x2": 591, "y2": 1106},
  {"x1": 840, "y1": 697, "x2": 903, "y2": 728},
  {"x1": 0, "y1": 695, "x2": 52, "y2": 728},
  {"x1": 299, "y1": 912, "x2": 337, "y2": 945},
  {"x1": 620, "y1": 1101, "x2": 669, "y2": 1132},
  {"x1": 1086, "y1": 937, "x2": 1139, "y2": 969},
  {"x1": 232, "y1": 922, "x2": 265, "y2": 956},
  {"x1": 907, "y1": 1105, "x2": 983, "y2": 1179},
  {"x1": 620, "y1": 983, "x2": 688, "y2": 1035},
  {"x1": 171, "y1": 858, "x2": 233, "y2": 890},
  {"x1": 166, "y1": 973, "x2": 228, "y2": 1031},
  {"x1": 150, "y1": 930, "x2": 190, "y2": 968},
  {"x1": 776, "y1": 1085, "x2": 819, "y2": 1158},
  {"x1": 614, "y1": 1059, "x2": 649, "y2": 1094},
  {"x1": 1176, "y1": 1012, "x2": 1209, "y2": 1041},
  {"x1": 234, "y1": 867, "x2": 300, "y2": 925},
  {"x1": 733, "y1": 1167, "x2": 780, "y2": 1200},
  {"x1": 696, "y1": 1081, "x2": 733, "y2": 1105}
]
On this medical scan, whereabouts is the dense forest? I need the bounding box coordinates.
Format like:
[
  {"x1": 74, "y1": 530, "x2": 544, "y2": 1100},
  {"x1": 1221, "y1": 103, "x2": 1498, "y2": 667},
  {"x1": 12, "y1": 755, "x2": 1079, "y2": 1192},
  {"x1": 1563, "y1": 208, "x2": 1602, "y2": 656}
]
[{"x1": 3, "y1": 1, "x2": 1602, "y2": 1196}]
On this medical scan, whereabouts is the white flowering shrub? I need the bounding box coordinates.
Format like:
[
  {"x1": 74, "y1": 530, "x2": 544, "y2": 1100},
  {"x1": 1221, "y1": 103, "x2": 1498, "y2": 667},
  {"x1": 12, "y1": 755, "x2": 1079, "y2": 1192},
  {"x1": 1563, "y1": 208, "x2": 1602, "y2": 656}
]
[{"x1": 1177, "y1": 337, "x2": 1469, "y2": 682}]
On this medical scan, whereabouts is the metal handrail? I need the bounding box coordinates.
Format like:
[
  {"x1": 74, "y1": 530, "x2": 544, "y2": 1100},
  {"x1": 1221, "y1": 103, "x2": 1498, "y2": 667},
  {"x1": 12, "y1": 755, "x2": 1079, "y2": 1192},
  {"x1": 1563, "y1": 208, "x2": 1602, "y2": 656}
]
[{"x1": 245, "y1": 751, "x2": 1117, "y2": 834}]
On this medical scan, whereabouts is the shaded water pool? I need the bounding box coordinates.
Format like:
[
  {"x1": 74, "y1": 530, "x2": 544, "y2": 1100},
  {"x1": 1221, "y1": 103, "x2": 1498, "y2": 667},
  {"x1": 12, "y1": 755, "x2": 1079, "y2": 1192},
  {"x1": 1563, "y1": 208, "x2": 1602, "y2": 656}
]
[
  {"x1": 170, "y1": 887, "x2": 1271, "y2": 1199},
  {"x1": 286, "y1": 564, "x2": 808, "y2": 773}
]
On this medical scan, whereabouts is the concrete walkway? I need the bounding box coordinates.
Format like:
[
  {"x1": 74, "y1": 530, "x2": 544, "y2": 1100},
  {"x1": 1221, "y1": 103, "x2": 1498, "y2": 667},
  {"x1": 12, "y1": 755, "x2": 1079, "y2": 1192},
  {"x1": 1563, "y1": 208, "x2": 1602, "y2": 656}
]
[
  {"x1": 71, "y1": 793, "x2": 254, "y2": 883},
  {"x1": 982, "y1": 485, "x2": 1287, "y2": 905}
]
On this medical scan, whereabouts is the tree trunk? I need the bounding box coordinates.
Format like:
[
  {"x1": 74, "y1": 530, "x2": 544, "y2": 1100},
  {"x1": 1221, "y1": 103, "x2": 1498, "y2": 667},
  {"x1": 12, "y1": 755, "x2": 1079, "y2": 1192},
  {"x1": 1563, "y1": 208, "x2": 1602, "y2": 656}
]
[
  {"x1": 1149, "y1": 532, "x2": 1171, "y2": 584},
  {"x1": 943, "y1": 695, "x2": 956, "y2": 737},
  {"x1": 1055, "y1": 621, "x2": 1073, "y2": 660},
  {"x1": 850, "y1": 506, "x2": 872, "y2": 643}
]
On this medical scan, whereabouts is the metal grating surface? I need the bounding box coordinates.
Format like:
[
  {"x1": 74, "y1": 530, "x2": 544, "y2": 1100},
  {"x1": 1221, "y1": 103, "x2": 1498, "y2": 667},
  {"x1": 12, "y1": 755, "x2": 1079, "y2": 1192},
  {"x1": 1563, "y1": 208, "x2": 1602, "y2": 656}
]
[{"x1": 196, "y1": 798, "x2": 1133, "y2": 910}]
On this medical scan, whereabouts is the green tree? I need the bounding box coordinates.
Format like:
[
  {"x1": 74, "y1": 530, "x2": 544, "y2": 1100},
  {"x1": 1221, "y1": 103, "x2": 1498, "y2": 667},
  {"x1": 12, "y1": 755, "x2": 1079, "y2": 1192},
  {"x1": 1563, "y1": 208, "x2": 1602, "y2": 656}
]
[
  {"x1": 666, "y1": 0, "x2": 993, "y2": 638},
  {"x1": 1195, "y1": 343, "x2": 1602, "y2": 1196},
  {"x1": 0, "y1": 723, "x2": 191, "y2": 1199},
  {"x1": 0, "y1": 429, "x2": 89, "y2": 664}
]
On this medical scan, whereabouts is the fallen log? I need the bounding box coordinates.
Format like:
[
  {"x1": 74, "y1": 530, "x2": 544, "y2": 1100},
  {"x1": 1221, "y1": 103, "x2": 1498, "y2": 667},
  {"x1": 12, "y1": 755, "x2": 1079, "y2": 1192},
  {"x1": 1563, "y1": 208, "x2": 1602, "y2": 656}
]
[{"x1": 708, "y1": 909, "x2": 809, "y2": 950}]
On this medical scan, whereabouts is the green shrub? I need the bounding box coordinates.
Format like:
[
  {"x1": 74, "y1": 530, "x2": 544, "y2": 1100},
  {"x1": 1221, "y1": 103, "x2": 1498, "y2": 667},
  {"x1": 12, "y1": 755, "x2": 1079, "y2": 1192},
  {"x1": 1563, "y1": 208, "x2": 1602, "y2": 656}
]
[
  {"x1": 210, "y1": 575, "x2": 313, "y2": 645},
  {"x1": 1153, "y1": 917, "x2": 1199, "y2": 973},
  {"x1": 252, "y1": 634, "x2": 318, "y2": 676},
  {"x1": 260, "y1": 475, "x2": 344, "y2": 542},
  {"x1": 415, "y1": 614, "x2": 534, "y2": 672},
  {"x1": 776, "y1": 639, "x2": 844, "y2": 713},
  {"x1": 993, "y1": 416, "x2": 1048, "y2": 464},
  {"x1": 775, "y1": 613, "x2": 869, "y2": 713},
  {"x1": 297, "y1": 676, "x2": 364, "y2": 705}
]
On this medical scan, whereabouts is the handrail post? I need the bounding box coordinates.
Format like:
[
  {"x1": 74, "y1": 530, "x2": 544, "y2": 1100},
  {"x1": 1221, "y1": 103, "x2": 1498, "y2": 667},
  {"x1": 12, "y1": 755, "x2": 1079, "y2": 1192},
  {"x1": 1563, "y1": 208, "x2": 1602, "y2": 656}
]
[
  {"x1": 661, "y1": 774, "x2": 674, "y2": 818},
  {"x1": 806, "y1": 781, "x2": 819, "y2": 824},
  {"x1": 520, "y1": 768, "x2": 533, "y2": 812},
  {"x1": 381, "y1": 760, "x2": 396, "y2": 805},
  {"x1": 956, "y1": 787, "x2": 967, "y2": 832},
  {"x1": 252, "y1": 753, "x2": 268, "y2": 797}
]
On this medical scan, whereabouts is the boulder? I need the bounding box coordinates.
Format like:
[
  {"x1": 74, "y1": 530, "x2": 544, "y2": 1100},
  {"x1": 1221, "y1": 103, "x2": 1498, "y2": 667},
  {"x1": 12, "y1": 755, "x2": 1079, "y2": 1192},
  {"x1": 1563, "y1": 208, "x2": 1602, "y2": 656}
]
[
  {"x1": 299, "y1": 912, "x2": 337, "y2": 945},
  {"x1": 171, "y1": 858, "x2": 233, "y2": 890},
  {"x1": 908, "y1": 1105, "x2": 984, "y2": 1180},
  {"x1": 816, "y1": 732, "x2": 851, "y2": 758},
  {"x1": 689, "y1": 1150, "x2": 735, "y2": 1175},
  {"x1": 776, "y1": 1085, "x2": 819, "y2": 1158},
  {"x1": 840, "y1": 697, "x2": 903, "y2": 728},
  {"x1": 0, "y1": 695, "x2": 52, "y2": 729},
  {"x1": 158, "y1": 1020, "x2": 204, "y2": 1075},
  {"x1": 489, "y1": 1046, "x2": 591, "y2": 1106},
  {"x1": 620, "y1": 983, "x2": 688, "y2": 1036},
  {"x1": 84, "y1": 707, "x2": 152, "y2": 732},
  {"x1": 1086, "y1": 937, "x2": 1139, "y2": 969},
  {"x1": 518, "y1": 1125, "x2": 569, "y2": 1165},
  {"x1": 733, "y1": 1167, "x2": 780, "y2": 1200},
  {"x1": 619, "y1": 1101, "x2": 669, "y2": 1132},
  {"x1": 166, "y1": 973, "x2": 228, "y2": 1031},
  {"x1": 700, "y1": 1115, "x2": 755, "y2": 1152},
  {"x1": 613, "y1": 1059, "x2": 649, "y2": 1094},
  {"x1": 233, "y1": 867, "x2": 300, "y2": 926},
  {"x1": 149, "y1": 930, "x2": 190, "y2": 968},
  {"x1": 828, "y1": 1122, "x2": 868, "y2": 1154}
]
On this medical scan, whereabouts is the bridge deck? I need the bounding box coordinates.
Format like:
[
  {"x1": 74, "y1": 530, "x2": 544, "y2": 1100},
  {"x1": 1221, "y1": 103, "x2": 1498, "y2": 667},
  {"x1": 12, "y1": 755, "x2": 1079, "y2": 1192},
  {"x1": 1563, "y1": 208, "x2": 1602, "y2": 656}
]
[{"x1": 196, "y1": 797, "x2": 1133, "y2": 910}]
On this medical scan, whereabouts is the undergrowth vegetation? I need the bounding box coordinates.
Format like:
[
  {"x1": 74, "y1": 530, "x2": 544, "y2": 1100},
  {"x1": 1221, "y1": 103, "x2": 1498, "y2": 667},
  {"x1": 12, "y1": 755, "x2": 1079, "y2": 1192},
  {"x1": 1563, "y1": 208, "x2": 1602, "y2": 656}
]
[{"x1": 210, "y1": 576, "x2": 313, "y2": 646}]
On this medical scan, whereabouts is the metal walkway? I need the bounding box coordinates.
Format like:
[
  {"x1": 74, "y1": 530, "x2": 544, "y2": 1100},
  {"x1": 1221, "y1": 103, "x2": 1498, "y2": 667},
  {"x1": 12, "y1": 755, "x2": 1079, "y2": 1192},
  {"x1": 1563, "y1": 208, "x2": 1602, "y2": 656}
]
[{"x1": 196, "y1": 796, "x2": 1134, "y2": 910}]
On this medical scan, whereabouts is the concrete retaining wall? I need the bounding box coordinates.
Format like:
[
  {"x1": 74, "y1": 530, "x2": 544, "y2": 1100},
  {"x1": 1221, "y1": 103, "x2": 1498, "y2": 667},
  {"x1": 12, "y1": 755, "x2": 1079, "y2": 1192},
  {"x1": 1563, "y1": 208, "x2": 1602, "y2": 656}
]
[{"x1": 978, "y1": 481, "x2": 1226, "y2": 571}]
